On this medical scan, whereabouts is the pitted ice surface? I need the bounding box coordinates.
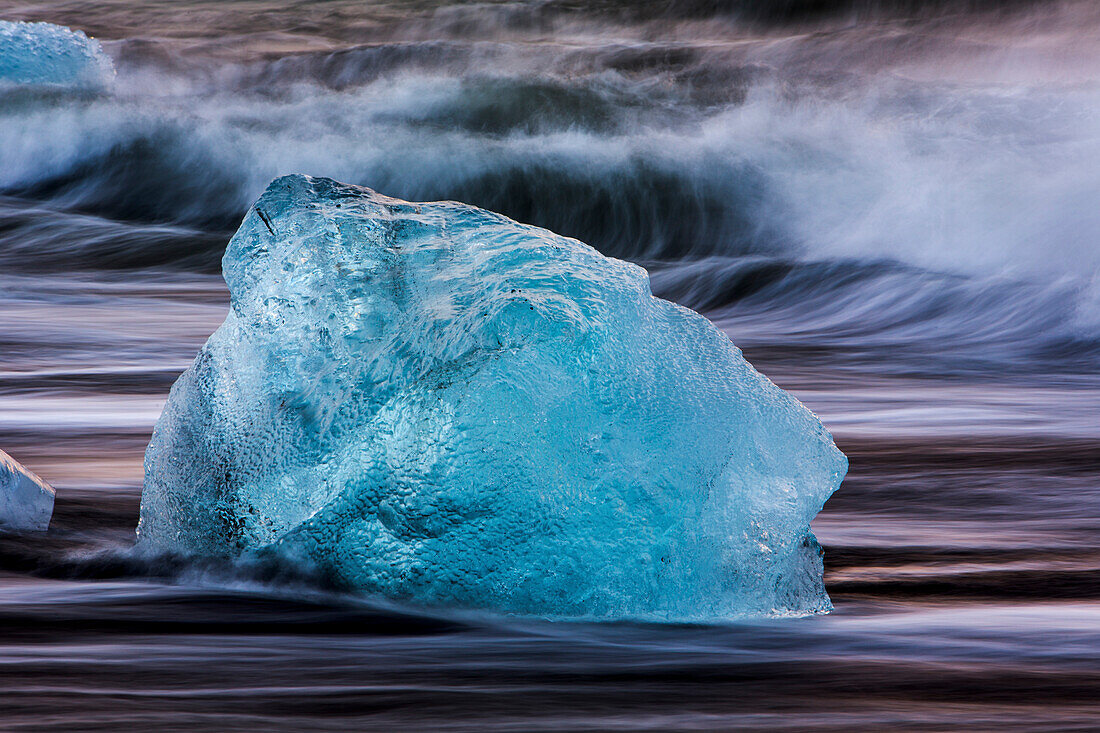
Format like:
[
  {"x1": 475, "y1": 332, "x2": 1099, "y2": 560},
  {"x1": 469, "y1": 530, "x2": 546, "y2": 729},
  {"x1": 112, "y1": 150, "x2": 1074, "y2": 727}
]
[
  {"x1": 139, "y1": 175, "x2": 846, "y2": 620},
  {"x1": 0, "y1": 21, "x2": 114, "y2": 88}
]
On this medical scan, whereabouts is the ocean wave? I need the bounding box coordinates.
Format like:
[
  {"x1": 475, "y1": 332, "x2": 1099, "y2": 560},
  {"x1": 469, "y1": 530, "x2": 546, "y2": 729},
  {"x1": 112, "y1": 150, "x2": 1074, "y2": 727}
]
[
  {"x1": 652, "y1": 257, "x2": 1100, "y2": 374},
  {"x1": 0, "y1": 197, "x2": 225, "y2": 271},
  {"x1": 2, "y1": 17, "x2": 1099, "y2": 359},
  {"x1": 2, "y1": 36, "x2": 1096, "y2": 267}
]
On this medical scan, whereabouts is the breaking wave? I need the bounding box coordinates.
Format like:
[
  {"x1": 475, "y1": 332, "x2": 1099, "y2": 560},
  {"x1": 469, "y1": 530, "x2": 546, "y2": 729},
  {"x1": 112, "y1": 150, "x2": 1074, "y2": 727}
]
[{"x1": 2, "y1": 3, "x2": 1099, "y2": 373}]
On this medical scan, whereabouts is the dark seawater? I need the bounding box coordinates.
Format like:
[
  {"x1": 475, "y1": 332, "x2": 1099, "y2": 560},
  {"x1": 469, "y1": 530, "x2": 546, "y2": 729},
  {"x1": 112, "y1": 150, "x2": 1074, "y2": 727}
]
[{"x1": 2, "y1": 1, "x2": 1100, "y2": 730}]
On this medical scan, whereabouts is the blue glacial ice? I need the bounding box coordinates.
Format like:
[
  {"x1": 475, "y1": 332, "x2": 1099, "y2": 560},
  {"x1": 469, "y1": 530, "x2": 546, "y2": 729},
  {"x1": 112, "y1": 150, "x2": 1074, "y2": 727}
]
[
  {"x1": 139, "y1": 175, "x2": 847, "y2": 620},
  {"x1": 1, "y1": 449, "x2": 55, "y2": 533},
  {"x1": 0, "y1": 20, "x2": 114, "y2": 89}
]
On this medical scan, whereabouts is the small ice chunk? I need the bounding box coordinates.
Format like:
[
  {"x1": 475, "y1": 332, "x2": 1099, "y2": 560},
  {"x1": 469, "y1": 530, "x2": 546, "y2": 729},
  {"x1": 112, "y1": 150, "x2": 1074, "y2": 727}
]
[
  {"x1": 0, "y1": 449, "x2": 55, "y2": 533},
  {"x1": 140, "y1": 175, "x2": 847, "y2": 620},
  {"x1": 0, "y1": 20, "x2": 114, "y2": 89}
]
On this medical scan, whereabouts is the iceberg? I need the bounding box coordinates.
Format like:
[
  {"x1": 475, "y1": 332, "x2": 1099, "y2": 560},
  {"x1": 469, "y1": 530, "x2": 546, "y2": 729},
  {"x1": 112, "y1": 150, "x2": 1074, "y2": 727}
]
[
  {"x1": 1, "y1": 449, "x2": 55, "y2": 533},
  {"x1": 139, "y1": 175, "x2": 846, "y2": 620},
  {"x1": 0, "y1": 20, "x2": 114, "y2": 89}
]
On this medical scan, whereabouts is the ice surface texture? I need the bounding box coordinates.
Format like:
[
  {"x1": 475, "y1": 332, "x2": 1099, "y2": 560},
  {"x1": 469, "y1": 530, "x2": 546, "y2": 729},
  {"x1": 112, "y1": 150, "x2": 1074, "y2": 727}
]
[
  {"x1": 0, "y1": 21, "x2": 114, "y2": 88},
  {"x1": 140, "y1": 175, "x2": 846, "y2": 620},
  {"x1": 0, "y1": 450, "x2": 55, "y2": 533}
]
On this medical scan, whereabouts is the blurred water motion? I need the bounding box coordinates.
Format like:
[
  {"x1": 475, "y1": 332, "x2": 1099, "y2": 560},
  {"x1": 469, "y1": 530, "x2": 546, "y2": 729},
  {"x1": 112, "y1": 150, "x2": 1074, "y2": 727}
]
[{"x1": 1, "y1": 0, "x2": 1099, "y2": 729}]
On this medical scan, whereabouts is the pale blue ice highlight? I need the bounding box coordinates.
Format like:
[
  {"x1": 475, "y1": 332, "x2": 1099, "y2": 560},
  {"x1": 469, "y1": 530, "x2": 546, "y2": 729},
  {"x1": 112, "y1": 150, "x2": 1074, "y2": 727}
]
[
  {"x1": 0, "y1": 449, "x2": 55, "y2": 533},
  {"x1": 0, "y1": 20, "x2": 114, "y2": 88},
  {"x1": 139, "y1": 175, "x2": 846, "y2": 620}
]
